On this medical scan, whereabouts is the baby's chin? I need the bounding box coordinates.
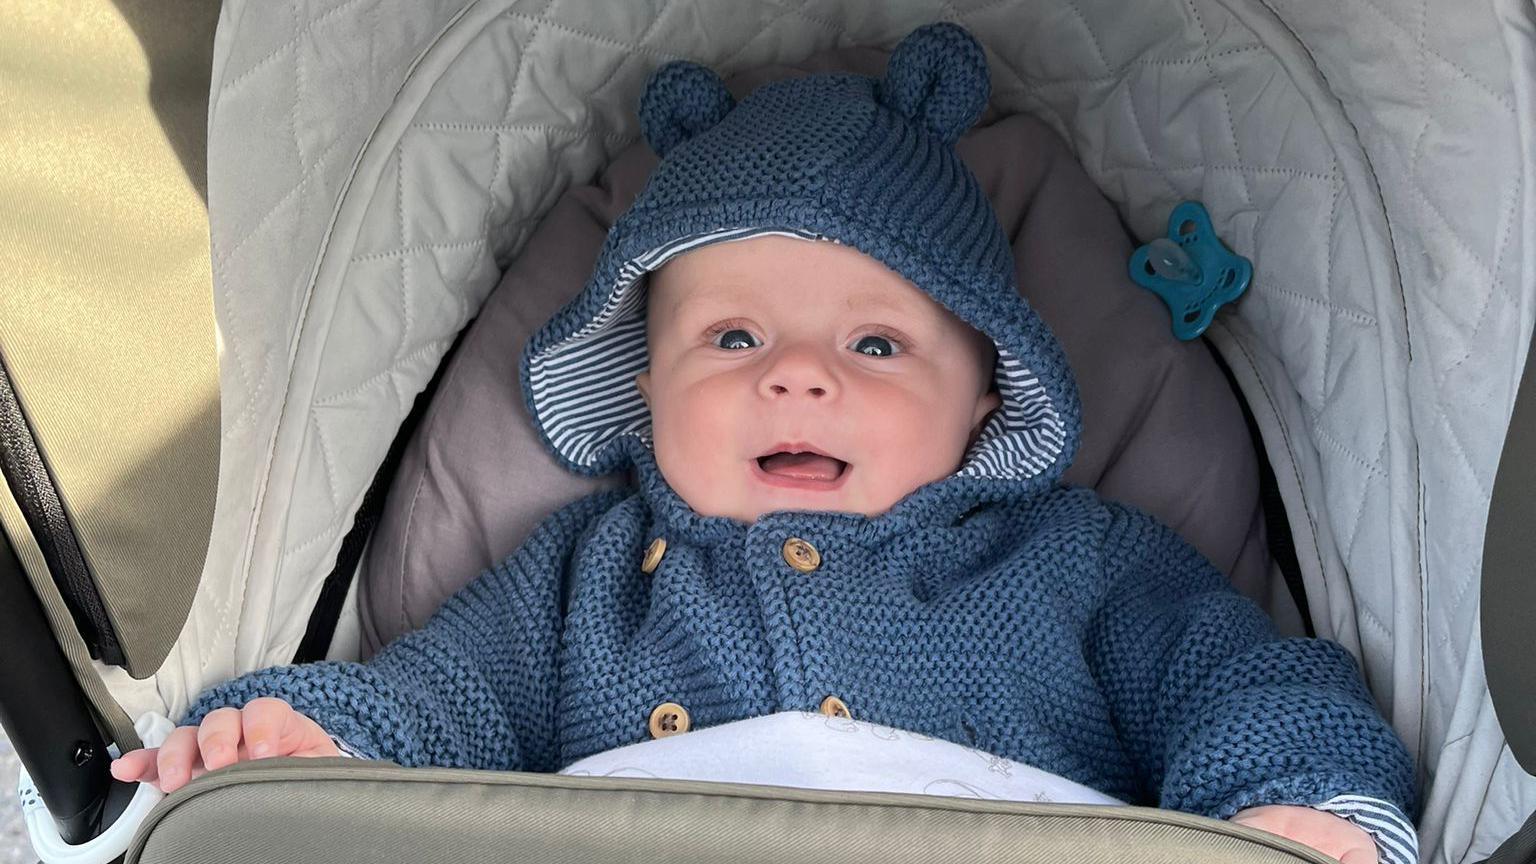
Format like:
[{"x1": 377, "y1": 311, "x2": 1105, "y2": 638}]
[{"x1": 681, "y1": 486, "x2": 900, "y2": 524}]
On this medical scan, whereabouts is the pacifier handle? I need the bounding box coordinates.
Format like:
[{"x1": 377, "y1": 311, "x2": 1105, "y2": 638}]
[{"x1": 1143, "y1": 237, "x2": 1202, "y2": 284}]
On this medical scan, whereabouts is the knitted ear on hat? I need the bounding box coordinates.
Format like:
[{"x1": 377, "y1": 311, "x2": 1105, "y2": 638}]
[
  {"x1": 638, "y1": 60, "x2": 737, "y2": 158},
  {"x1": 878, "y1": 22, "x2": 990, "y2": 145}
]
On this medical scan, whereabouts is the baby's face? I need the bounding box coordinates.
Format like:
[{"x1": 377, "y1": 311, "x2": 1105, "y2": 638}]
[{"x1": 636, "y1": 235, "x2": 1001, "y2": 522}]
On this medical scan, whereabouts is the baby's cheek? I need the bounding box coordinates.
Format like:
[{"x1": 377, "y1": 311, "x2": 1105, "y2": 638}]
[
  {"x1": 654, "y1": 388, "x2": 752, "y2": 516},
  {"x1": 859, "y1": 412, "x2": 969, "y2": 504}
]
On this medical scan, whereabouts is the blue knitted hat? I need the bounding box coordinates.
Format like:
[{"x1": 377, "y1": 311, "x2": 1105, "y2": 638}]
[{"x1": 521, "y1": 23, "x2": 1082, "y2": 491}]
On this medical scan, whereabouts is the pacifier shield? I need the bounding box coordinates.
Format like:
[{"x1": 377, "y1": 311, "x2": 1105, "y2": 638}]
[{"x1": 1128, "y1": 201, "x2": 1252, "y2": 341}]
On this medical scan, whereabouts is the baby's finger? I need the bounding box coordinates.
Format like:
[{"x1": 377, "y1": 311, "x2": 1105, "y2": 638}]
[
  {"x1": 155, "y1": 726, "x2": 203, "y2": 793},
  {"x1": 241, "y1": 696, "x2": 295, "y2": 758},
  {"x1": 109, "y1": 748, "x2": 158, "y2": 784},
  {"x1": 197, "y1": 707, "x2": 244, "y2": 771}
]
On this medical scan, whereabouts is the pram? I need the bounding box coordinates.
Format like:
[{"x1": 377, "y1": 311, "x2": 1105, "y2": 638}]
[{"x1": 2, "y1": 0, "x2": 1533, "y2": 862}]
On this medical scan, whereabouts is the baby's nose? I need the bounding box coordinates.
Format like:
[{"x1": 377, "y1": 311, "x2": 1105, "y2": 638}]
[
  {"x1": 768, "y1": 383, "x2": 828, "y2": 397},
  {"x1": 759, "y1": 346, "x2": 838, "y2": 400}
]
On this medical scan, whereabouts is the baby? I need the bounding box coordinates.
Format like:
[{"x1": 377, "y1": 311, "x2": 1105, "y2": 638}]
[{"x1": 113, "y1": 23, "x2": 1416, "y2": 864}]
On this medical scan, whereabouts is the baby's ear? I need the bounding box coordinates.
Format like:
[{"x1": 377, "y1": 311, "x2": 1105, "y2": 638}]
[
  {"x1": 971, "y1": 388, "x2": 1002, "y2": 433},
  {"x1": 638, "y1": 60, "x2": 736, "y2": 158},
  {"x1": 635, "y1": 370, "x2": 652, "y2": 406},
  {"x1": 878, "y1": 22, "x2": 989, "y2": 145}
]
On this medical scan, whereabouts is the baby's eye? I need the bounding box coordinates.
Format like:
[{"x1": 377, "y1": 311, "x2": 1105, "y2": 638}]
[
  {"x1": 851, "y1": 335, "x2": 899, "y2": 357},
  {"x1": 714, "y1": 328, "x2": 760, "y2": 350}
]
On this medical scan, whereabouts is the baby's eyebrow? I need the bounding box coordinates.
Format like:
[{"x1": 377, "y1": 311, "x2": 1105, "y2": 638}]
[
  {"x1": 662, "y1": 286, "x2": 756, "y2": 319},
  {"x1": 648, "y1": 281, "x2": 723, "y2": 322},
  {"x1": 659, "y1": 285, "x2": 922, "y2": 323},
  {"x1": 688, "y1": 288, "x2": 751, "y2": 305},
  {"x1": 844, "y1": 292, "x2": 919, "y2": 318}
]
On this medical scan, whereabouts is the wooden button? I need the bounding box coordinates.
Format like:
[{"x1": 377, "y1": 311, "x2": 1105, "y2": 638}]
[
  {"x1": 819, "y1": 696, "x2": 851, "y2": 719},
  {"x1": 781, "y1": 537, "x2": 820, "y2": 572},
  {"x1": 640, "y1": 538, "x2": 666, "y2": 574},
  {"x1": 648, "y1": 702, "x2": 691, "y2": 738}
]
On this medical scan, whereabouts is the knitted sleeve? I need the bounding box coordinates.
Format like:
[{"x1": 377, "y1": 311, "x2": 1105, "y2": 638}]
[
  {"x1": 1084, "y1": 503, "x2": 1417, "y2": 821},
  {"x1": 181, "y1": 490, "x2": 626, "y2": 773}
]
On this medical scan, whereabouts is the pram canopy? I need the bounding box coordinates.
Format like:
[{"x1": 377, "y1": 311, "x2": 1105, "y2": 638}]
[{"x1": 2, "y1": 0, "x2": 1533, "y2": 862}]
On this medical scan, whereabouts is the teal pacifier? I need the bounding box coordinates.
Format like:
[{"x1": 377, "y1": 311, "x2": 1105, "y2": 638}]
[{"x1": 1129, "y1": 201, "x2": 1252, "y2": 341}]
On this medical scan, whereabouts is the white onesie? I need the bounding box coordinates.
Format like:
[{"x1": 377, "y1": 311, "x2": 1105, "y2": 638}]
[{"x1": 557, "y1": 711, "x2": 1125, "y2": 805}]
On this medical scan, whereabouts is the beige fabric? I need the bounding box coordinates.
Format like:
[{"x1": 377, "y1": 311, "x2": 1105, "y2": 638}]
[
  {"x1": 129, "y1": 759, "x2": 1335, "y2": 864},
  {"x1": 0, "y1": 0, "x2": 220, "y2": 678}
]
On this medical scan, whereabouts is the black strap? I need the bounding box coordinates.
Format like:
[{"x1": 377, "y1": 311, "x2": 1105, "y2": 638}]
[
  {"x1": 1206, "y1": 342, "x2": 1313, "y2": 636},
  {"x1": 1474, "y1": 326, "x2": 1536, "y2": 864},
  {"x1": 293, "y1": 329, "x2": 466, "y2": 663},
  {"x1": 1482, "y1": 330, "x2": 1536, "y2": 775},
  {"x1": 0, "y1": 351, "x2": 123, "y2": 666},
  {"x1": 0, "y1": 518, "x2": 119, "y2": 844},
  {"x1": 1476, "y1": 807, "x2": 1536, "y2": 864},
  {"x1": 290, "y1": 446, "x2": 396, "y2": 664}
]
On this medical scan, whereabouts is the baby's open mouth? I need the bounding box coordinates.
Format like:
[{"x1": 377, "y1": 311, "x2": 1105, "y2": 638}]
[{"x1": 756, "y1": 450, "x2": 849, "y2": 482}]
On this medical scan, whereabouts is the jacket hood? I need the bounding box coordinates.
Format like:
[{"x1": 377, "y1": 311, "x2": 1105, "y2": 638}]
[{"x1": 520, "y1": 23, "x2": 1081, "y2": 498}]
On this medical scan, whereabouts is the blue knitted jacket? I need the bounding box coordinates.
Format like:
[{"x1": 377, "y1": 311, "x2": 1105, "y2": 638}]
[
  {"x1": 184, "y1": 22, "x2": 1417, "y2": 825},
  {"x1": 185, "y1": 431, "x2": 1416, "y2": 819}
]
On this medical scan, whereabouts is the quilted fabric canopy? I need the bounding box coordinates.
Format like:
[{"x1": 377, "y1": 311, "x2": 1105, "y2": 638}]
[{"x1": 84, "y1": 1, "x2": 1535, "y2": 860}]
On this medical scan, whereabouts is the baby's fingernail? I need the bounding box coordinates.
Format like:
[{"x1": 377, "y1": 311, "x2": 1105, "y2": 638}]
[{"x1": 251, "y1": 743, "x2": 271, "y2": 758}]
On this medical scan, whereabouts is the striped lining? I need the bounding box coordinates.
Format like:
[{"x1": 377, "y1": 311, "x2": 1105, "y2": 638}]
[
  {"x1": 956, "y1": 350, "x2": 1063, "y2": 481},
  {"x1": 1311, "y1": 795, "x2": 1419, "y2": 864},
  {"x1": 329, "y1": 735, "x2": 370, "y2": 759},
  {"x1": 526, "y1": 227, "x2": 1066, "y2": 482}
]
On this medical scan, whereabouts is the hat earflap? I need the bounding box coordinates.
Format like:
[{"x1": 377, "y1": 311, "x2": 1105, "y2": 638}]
[
  {"x1": 878, "y1": 22, "x2": 990, "y2": 145},
  {"x1": 638, "y1": 60, "x2": 737, "y2": 158}
]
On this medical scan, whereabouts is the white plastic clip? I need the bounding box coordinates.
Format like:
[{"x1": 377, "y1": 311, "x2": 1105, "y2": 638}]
[{"x1": 19, "y1": 712, "x2": 173, "y2": 864}]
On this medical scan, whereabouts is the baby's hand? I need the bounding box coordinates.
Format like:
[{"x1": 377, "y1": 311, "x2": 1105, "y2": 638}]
[
  {"x1": 1231, "y1": 805, "x2": 1378, "y2": 863},
  {"x1": 109, "y1": 696, "x2": 339, "y2": 793}
]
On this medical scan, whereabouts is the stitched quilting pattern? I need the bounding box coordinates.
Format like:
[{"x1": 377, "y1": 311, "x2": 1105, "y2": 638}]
[
  {"x1": 203, "y1": 0, "x2": 1369, "y2": 711},
  {"x1": 1256, "y1": 0, "x2": 1531, "y2": 858},
  {"x1": 176, "y1": 1, "x2": 1530, "y2": 856}
]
